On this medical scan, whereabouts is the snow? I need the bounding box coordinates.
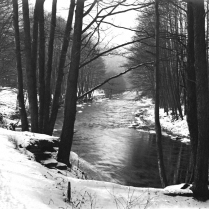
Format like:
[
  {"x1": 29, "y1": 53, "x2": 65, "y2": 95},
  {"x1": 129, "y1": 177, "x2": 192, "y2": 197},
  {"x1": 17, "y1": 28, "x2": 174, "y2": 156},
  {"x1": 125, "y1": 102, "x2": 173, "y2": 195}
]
[
  {"x1": 130, "y1": 96, "x2": 190, "y2": 144},
  {"x1": 68, "y1": 178, "x2": 209, "y2": 208},
  {"x1": 1, "y1": 128, "x2": 209, "y2": 209},
  {"x1": 1, "y1": 88, "x2": 209, "y2": 208},
  {"x1": 0, "y1": 87, "x2": 18, "y2": 117},
  {"x1": 93, "y1": 89, "x2": 105, "y2": 97},
  {"x1": 0, "y1": 130, "x2": 71, "y2": 209},
  {"x1": 163, "y1": 183, "x2": 193, "y2": 196}
]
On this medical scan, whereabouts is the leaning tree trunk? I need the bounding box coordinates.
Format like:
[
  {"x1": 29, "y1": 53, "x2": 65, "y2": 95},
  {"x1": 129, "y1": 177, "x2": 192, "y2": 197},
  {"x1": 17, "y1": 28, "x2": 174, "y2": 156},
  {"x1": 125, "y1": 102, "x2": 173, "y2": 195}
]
[
  {"x1": 45, "y1": 0, "x2": 75, "y2": 135},
  {"x1": 22, "y1": 0, "x2": 39, "y2": 133},
  {"x1": 185, "y1": 1, "x2": 198, "y2": 183},
  {"x1": 57, "y1": 0, "x2": 84, "y2": 165},
  {"x1": 154, "y1": 0, "x2": 168, "y2": 188},
  {"x1": 191, "y1": 0, "x2": 209, "y2": 200},
  {"x1": 12, "y1": 0, "x2": 29, "y2": 131}
]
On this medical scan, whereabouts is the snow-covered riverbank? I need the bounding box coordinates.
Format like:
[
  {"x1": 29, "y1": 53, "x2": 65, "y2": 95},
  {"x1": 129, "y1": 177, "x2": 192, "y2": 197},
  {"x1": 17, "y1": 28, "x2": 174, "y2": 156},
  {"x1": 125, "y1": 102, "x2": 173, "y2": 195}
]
[
  {"x1": 129, "y1": 95, "x2": 190, "y2": 145},
  {"x1": 1, "y1": 88, "x2": 209, "y2": 208},
  {"x1": 1, "y1": 129, "x2": 209, "y2": 208}
]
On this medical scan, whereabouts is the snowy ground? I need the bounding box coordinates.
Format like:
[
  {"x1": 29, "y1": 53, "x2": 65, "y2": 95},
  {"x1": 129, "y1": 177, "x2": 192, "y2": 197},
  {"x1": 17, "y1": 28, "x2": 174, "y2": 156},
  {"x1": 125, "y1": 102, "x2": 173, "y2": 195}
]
[
  {"x1": 0, "y1": 88, "x2": 209, "y2": 208},
  {"x1": 1, "y1": 129, "x2": 209, "y2": 209},
  {"x1": 129, "y1": 96, "x2": 190, "y2": 145},
  {"x1": 0, "y1": 87, "x2": 18, "y2": 118}
]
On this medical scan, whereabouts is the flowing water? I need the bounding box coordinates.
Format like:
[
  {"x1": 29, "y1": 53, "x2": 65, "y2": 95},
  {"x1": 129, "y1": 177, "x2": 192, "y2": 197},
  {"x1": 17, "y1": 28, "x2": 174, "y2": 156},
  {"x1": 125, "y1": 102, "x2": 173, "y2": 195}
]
[{"x1": 54, "y1": 92, "x2": 190, "y2": 188}]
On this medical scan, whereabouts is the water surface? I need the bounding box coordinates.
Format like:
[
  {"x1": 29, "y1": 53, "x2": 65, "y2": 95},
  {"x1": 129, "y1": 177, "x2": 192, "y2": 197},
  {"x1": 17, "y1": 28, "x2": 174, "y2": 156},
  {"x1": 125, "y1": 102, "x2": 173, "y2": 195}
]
[{"x1": 54, "y1": 92, "x2": 190, "y2": 188}]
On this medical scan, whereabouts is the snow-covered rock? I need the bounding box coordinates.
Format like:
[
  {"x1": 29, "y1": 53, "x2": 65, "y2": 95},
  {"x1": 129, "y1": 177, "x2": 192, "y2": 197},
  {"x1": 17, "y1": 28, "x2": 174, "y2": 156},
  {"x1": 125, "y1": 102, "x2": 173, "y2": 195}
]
[
  {"x1": 163, "y1": 183, "x2": 193, "y2": 196},
  {"x1": 56, "y1": 162, "x2": 67, "y2": 170},
  {"x1": 8, "y1": 131, "x2": 60, "y2": 151},
  {"x1": 41, "y1": 158, "x2": 58, "y2": 168}
]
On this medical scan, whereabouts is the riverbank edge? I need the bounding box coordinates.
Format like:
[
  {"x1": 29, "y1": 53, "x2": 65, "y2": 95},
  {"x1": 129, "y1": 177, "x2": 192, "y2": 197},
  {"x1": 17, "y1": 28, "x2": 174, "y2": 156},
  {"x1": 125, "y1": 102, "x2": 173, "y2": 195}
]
[
  {"x1": 2, "y1": 89, "x2": 209, "y2": 208},
  {"x1": 129, "y1": 96, "x2": 190, "y2": 145},
  {"x1": 2, "y1": 128, "x2": 204, "y2": 209}
]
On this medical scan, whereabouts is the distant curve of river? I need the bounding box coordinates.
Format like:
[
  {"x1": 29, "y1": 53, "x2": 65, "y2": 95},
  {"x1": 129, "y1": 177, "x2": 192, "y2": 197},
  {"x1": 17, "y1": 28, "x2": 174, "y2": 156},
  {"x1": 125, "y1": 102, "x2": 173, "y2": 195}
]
[{"x1": 54, "y1": 92, "x2": 190, "y2": 188}]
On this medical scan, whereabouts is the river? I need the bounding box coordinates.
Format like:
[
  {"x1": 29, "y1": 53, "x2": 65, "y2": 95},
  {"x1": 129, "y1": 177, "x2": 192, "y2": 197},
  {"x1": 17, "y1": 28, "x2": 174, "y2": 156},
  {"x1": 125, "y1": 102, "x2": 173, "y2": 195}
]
[{"x1": 54, "y1": 91, "x2": 191, "y2": 188}]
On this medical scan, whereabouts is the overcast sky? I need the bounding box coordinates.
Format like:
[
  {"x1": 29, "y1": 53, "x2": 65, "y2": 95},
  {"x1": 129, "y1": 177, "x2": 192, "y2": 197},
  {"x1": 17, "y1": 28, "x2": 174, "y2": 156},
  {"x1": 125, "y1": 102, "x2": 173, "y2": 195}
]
[{"x1": 29, "y1": 0, "x2": 138, "y2": 45}]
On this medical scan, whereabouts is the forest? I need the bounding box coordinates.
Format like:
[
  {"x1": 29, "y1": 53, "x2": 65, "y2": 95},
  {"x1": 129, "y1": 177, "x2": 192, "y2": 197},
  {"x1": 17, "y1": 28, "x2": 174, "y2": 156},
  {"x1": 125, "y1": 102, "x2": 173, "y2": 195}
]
[{"x1": 0, "y1": 0, "x2": 209, "y2": 203}]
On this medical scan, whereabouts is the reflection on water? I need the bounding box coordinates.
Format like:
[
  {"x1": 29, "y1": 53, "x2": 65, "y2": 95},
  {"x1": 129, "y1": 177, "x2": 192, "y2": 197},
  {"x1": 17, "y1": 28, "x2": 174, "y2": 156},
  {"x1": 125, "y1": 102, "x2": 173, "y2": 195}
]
[
  {"x1": 72, "y1": 128, "x2": 190, "y2": 188},
  {"x1": 54, "y1": 92, "x2": 190, "y2": 188}
]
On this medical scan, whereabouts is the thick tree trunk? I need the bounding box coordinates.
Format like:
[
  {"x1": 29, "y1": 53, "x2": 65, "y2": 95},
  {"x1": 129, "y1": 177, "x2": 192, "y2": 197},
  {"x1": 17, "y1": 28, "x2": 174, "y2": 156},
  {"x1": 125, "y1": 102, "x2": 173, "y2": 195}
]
[
  {"x1": 154, "y1": 0, "x2": 168, "y2": 188},
  {"x1": 38, "y1": 0, "x2": 45, "y2": 133},
  {"x1": 12, "y1": 0, "x2": 29, "y2": 131},
  {"x1": 22, "y1": 0, "x2": 39, "y2": 133},
  {"x1": 45, "y1": 0, "x2": 75, "y2": 135},
  {"x1": 57, "y1": 0, "x2": 84, "y2": 165},
  {"x1": 186, "y1": 1, "x2": 198, "y2": 183},
  {"x1": 43, "y1": 0, "x2": 57, "y2": 133},
  {"x1": 191, "y1": 0, "x2": 209, "y2": 200}
]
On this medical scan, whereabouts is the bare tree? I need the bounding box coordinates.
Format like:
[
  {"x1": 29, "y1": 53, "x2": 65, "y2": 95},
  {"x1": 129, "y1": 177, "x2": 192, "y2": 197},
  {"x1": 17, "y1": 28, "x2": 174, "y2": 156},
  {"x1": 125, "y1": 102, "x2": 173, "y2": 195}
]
[
  {"x1": 154, "y1": 0, "x2": 168, "y2": 188},
  {"x1": 185, "y1": 0, "x2": 198, "y2": 183},
  {"x1": 22, "y1": 0, "x2": 39, "y2": 132},
  {"x1": 191, "y1": 0, "x2": 209, "y2": 200},
  {"x1": 38, "y1": 0, "x2": 45, "y2": 132},
  {"x1": 57, "y1": 0, "x2": 85, "y2": 165},
  {"x1": 43, "y1": 0, "x2": 57, "y2": 133},
  {"x1": 45, "y1": 0, "x2": 75, "y2": 135},
  {"x1": 12, "y1": 0, "x2": 29, "y2": 131}
]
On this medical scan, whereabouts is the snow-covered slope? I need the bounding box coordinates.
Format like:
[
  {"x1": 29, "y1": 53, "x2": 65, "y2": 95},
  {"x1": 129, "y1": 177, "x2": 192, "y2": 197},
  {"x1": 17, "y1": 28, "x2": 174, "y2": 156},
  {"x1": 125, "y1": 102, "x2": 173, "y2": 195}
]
[
  {"x1": 1, "y1": 88, "x2": 209, "y2": 208},
  {"x1": 1, "y1": 129, "x2": 209, "y2": 208},
  {"x1": 130, "y1": 96, "x2": 190, "y2": 144}
]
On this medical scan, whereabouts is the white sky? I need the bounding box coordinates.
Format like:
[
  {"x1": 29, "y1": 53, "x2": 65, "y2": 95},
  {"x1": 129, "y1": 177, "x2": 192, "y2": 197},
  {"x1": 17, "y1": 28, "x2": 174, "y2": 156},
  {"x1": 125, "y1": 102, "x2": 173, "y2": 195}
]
[{"x1": 29, "y1": 0, "x2": 138, "y2": 45}]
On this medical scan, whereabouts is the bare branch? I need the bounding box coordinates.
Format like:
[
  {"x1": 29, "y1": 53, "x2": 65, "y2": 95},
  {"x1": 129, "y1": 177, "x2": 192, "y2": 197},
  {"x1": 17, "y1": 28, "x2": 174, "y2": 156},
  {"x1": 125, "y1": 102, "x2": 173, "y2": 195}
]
[
  {"x1": 77, "y1": 61, "x2": 154, "y2": 100},
  {"x1": 83, "y1": 0, "x2": 98, "y2": 17},
  {"x1": 99, "y1": 20, "x2": 139, "y2": 33},
  {"x1": 79, "y1": 36, "x2": 153, "y2": 68}
]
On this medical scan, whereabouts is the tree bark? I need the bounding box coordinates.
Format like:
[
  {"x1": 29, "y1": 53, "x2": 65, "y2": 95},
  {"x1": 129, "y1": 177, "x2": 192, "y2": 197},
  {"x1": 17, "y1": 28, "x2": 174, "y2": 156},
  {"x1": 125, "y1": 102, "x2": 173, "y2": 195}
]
[
  {"x1": 31, "y1": 0, "x2": 39, "y2": 83},
  {"x1": 186, "y1": 1, "x2": 198, "y2": 183},
  {"x1": 22, "y1": 0, "x2": 39, "y2": 133},
  {"x1": 57, "y1": 0, "x2": 84, "y2": 165},
  {"x1": 43, "y1": 0, "x2": 57, "y2": 133},
  {"x1": 154, "y1": 0, "x2": 168, "y2": 188},
  {"x1": 12, "y1": 0, "x2": 29, "y2": 131},
  {"x1": 38, "y1": 0, "x2": 45, "y2": 133},
  {"x1": 191, "y1": 0, "x2": 209, "y2": 200},
  {"x1": 45, "y1": 0, "x2": 75, "y2": 135}
]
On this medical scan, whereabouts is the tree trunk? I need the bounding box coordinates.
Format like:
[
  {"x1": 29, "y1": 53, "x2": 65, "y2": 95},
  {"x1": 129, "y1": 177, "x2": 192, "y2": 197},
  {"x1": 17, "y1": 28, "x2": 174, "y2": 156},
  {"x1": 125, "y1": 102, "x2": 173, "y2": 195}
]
[
  {"x1": 186, "y1": 1, "x2": 198, "y2": 183},
  {"x1": 57, "y1": 0, "x2": 84, "y2": 165},
  {"x1": 45, "y1": 0, "x2": 75, "y2": 135},
  {"x1": 22, "y1": 0, "x2": 39, "y2": 133},
  {"x1": 38, "y1": 0, "x2": 45, "y2": 133},
  {"x1": 31, "y1": 0, "x2": 39, "y2": 84},
  {"x1": 191, "y1": 0, "x2": 209, "y2": 200},
  {"x1": 155, "y1": 0, "x2": 168, "y2": 188},
  {"x1": 12, "y1": 0, "x2": 29, "y2": 131},
  {"x1": 43, "y1": 0, "x2": 57, "y2": 133}
]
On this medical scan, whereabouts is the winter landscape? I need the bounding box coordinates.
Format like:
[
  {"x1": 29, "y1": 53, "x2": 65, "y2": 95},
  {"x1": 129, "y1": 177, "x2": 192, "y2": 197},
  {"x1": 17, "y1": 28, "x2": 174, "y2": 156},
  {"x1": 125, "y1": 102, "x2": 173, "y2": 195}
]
[
  {"x1": 1, "y1": 0, "x2": 209, "y2": 208},
  {"x1": 0, "y1": 87, "x2": 208, "y2": 209}
]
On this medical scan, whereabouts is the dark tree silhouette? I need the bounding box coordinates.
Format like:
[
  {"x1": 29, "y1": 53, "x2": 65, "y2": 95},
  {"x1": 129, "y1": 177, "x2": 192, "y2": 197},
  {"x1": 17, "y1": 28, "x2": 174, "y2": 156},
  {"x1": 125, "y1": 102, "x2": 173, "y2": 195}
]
[
  {"x1": 154, "y1": 0, "x2": 168, "y2": 188},
  {"x1": 46, "y1": 0, "x2": 75, "y2": 135},
  {"x1": 22, "y1": 0, "x2": 39, "y2": 132},
  {"x1": 185, "y1": 0, "x2": 198, "y2": 183},
  {"x1": 43, "y1": 0, "x2": 57, "y2": 133},
  {"x1": 191, "y1": 0, "x2": 209, "y2": 200},
  {"x1": 57, "y1": 0, "x2": 84, "y2": 165},
  {"x1": 12, "y1": 0, "x2": 29, "y2": 131}
]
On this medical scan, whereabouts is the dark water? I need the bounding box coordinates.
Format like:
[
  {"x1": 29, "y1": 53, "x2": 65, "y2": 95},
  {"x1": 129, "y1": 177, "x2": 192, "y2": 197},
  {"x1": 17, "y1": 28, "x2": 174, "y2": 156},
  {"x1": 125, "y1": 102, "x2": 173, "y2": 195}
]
[{"x1": 54, "y1": 92, "x2": 190, "y2": 188}]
